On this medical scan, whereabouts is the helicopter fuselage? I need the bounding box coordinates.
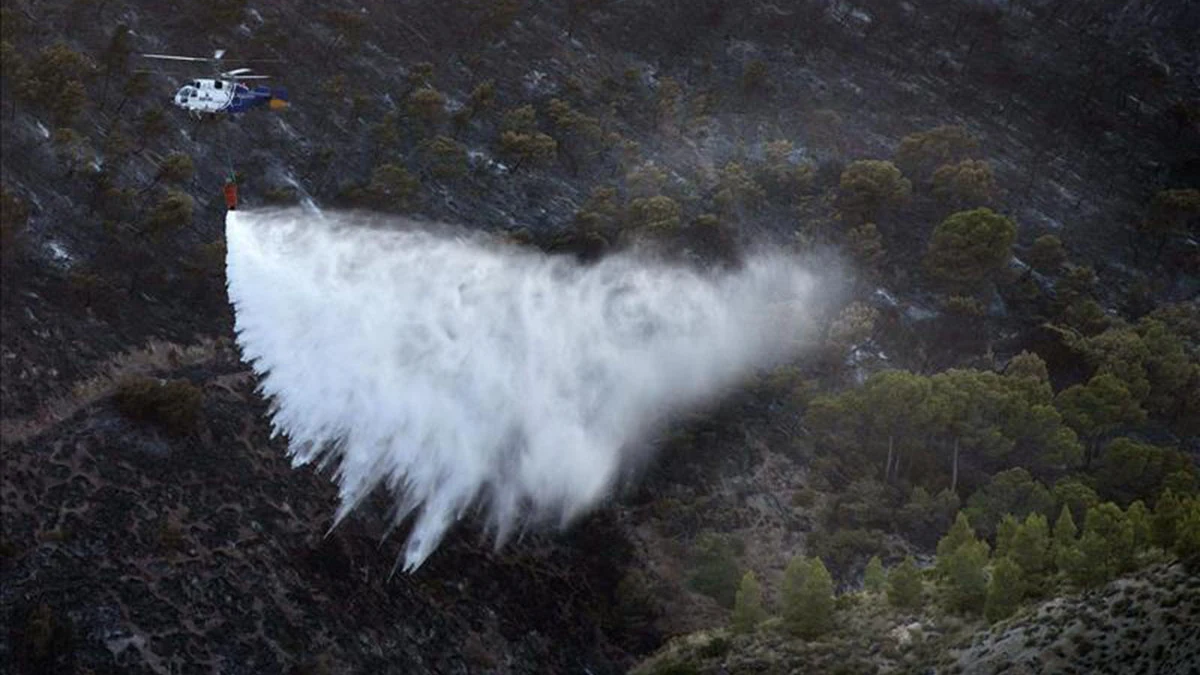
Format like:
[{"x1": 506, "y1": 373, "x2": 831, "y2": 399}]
[{"x1": 173, "y1": 79, "x2": 288, "y2": 116}]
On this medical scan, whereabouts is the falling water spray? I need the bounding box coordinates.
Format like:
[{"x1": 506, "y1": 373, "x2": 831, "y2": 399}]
[{"x1": 226, "y1": 208, "x2": 826, "y2": 571}]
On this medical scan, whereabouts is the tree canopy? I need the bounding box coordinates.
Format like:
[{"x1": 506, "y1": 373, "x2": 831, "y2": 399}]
[{"x1": 924, "y1": 207, "x2": 1017, "y2": 291}]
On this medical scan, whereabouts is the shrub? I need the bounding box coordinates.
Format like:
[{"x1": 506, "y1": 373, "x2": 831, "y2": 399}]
[
  {"x1": 114, "y1": 376, "x2": 203, "y2": 435},
  {"x1": 155, "y1": 153, "x2": 195, "y2": 185},
  {"x1": 714, "y1": 162, "x2": 765, "y2": 217},
  {"x1": 15, "y1": 602, "x2": 74, "y2": 674},
  {"x1": 498, "y1": 130, "x2": 557, "y2": 171},
  {"x1": 143, "y1": 190, "x2": 194, "y2": 238},
  {"x1": 731, "y1": 571, "x2": 766, "y2": 633},
  {"x1": 1027, "y1": 234, "x2": 1065, "y2": 273},
  {"x1": 454, "y1": 79, "x2": 496, "y2": 127},
  {"x1": 407, "y1": 87, "x2": 446, "y2": 124},
  {"x1": 888, "y1": 556, "x2": 923, "y2": 610},
  {"x1": 924, "y1": 208, "x2": 1017, "y2": 291},
  {"x1": 757, "y1": 139, "x2": 813, "y2": 201},
  {"x1": 894, "y1": 125, "x2": 980, "y2": 181},
  {"x1": 864, "y1": 555, "x2": 886, "y2": 593},
  {"x1": 931, "y1": 159, "x2": 996, "y2": 207},
  {"x1": 365, "y1": 163, "x2": 420, "y2": 210},
  {"x1": 697, "y1": 635, "x2": 731, "y2": 658},
  {"x1": 826, "y1": 302, "x2": 878, "y2": 350},
  {"x1": 628, "y1": 195, "x2": 682, "y2": 236},
  {"x1": 420, "y1": 135, "x2": 468, "y2": 180},
  {"x1": 625, "y1": 162, "x2": 669, "y2": 199},
  {"x1": 846, "y1": 222, "x2": 885, "y2": 270},
  {"x1": 1142, "y1": 188, "x2": 1200, "y2": 242},
  {"x1": 688, "y1": 533, "x2": 740, "y2": 608},
  {"x1": 1, "y1": 185, "x2": 29, "y2": 263},
  {"x1": 810, "y1": 527, "x2": 885, "y2": 573},
  {"x1": 781, "y1": 556, "x2": 835, "y2": 638},
  {"x1": 838, "y1": 160, "x2": 911, "y2": 224},
  {"x1": 18, "y1": 42, "x2": 95, "y2": 124},
  {"x1": 741, "y1": 60, "x2": 770, "y2": 98}
]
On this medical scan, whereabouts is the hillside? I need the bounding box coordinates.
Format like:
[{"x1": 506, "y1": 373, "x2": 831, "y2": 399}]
[
  {"x1": 3, "y1": 0, "x2": 1199, "y2": 673},
  {"x1": 629, "y1": 562, "x2": 1200, "y2": 675}
]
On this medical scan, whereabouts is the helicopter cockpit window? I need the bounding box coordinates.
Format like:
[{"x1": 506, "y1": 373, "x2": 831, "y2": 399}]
[{"x1": 214, "y1": 81, "x2": 223, "y2": 89}]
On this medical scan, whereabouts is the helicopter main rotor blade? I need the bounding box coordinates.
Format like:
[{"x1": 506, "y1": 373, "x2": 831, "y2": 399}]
[
  {"x1": 222, "y1": 68, "x2": 253, "y2": 76},
  {"x1": 229, "y1": 75, "x2": 272, "y2": 80},
  {"x1": 140, "y1": 53, "x2": 214, "y2": 62}
]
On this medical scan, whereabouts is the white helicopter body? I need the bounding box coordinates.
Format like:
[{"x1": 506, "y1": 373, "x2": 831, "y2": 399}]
[{"x1": 141, "y1": 51, "x2": 288, "y2": 117}]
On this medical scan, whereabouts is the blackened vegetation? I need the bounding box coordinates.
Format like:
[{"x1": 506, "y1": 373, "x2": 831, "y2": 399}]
[
  {"x1": 112, "y1": 376, "x2": 203, "y2": 436},
  {"x1": 1, "y1": 376, "x2": 640, "y2": 674},
  {"x1": 1, "y1": 0, "x2": 1199, "y2": 672}
]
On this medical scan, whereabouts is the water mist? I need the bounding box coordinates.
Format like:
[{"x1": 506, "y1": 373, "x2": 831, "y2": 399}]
[{"x1": 226, "y1": 208, "x2": 825, "y2": 571}]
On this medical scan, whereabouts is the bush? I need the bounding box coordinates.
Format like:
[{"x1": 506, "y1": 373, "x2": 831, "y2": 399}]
[
  {"x1": 931, "y1": 159, "x2": 996, "y2": 207},
  {"x1": 924, "y1": 208, "x2": 1017, "y2": 292},
  {"x1": 420, "y1": 135, "x2": 468, "y2": 180},
  {"x1": 114, "y1": 376, "x2": 203, "y2": 435},
  {"x1": 407, "y1": 86, "x2": 446, "y2": 125},
  {"x1": 894, "y1": 125, "x2": 980, "y2": 181},
  {"x1": 888, "y1": 556, "x2": 923, "y2": 610},
  {"x1": 155, "y1": 153, "x2": 195, "y2": 185},
  {"x1": 864, "y1": 555, "x2": 886, "y2": 593},
  {"x1": 741, "y1": 60, "x2": 770, "y2": 98},
  {"x1": 731, "y1": 571, "x2": 766, "y2": 633},
  {"x1": 826, "y1": 302, "x2": 878, "y2": 350},
  {"x1": 1142, "y1": 188, "x2": 1200, "y2": 242},
  {"x1": 1, "y1": 185, "x2": 29, "y2": 263},
  {"x1": 810, "y1": 527, "x2": 885, "y2": 576},
  {"x1": 714, "y1": 162, "x2": 765, "y2": 217},
  {"x1": 143, "y1": 190, "x2": 194, "y2": 238},
  {"x1": 365, "y1": 163, "x2": 420, "y2": 210},
  {"x1": 846, "y1": 222, "x2": 885, "y2": 270},
  {"x1": 781, "y1": 556, "x2": 835, "y2": 638},
  {"x1": 688, "y1": 533, "x2": 740, "y2": 608},
  {"x1": 18, "y1": 42, "x2": 95, "y2": 124},
  {"x1": 628, "y1": 195, "x2": 682, "y2": 236},
  {"x1": 498, "y1": 130, "x2": 557, "y2": 171},
  {"x1": 1027, "y1": 234, "x2": 1065, "y2": 273},
  {"x1": 838, "y1": 160, "x2": 911, "y2": 224}
]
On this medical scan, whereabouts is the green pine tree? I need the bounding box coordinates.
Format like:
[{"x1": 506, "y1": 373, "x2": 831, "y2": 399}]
[
  {"x1": 688, "y1": 533, "x2": 741, "y2": 608},
  {"x1": 1174, "y1": 498, "x2": 1200, "y2": 564},
  {"x1": 782, "y1": 556, "x2": 835, "y2": 638},
  {"x1": 731, "y1": 571, "x2": 766, "y2": 634},
  {"x1": 942, "y1": 540, "x2": 990, "y2": 614},
  {"x1": 1152, "y1": 489, "x2": 1184, "y2": 550},
  {"x1": 887, "y1": 556, "x2": 923, "y2": 611},
  {"x1": 864, "y1": 555, "x2": 886, "y2": 594},
  {"x1": 1011, "y1": 513, "x2": 1050, "y2": 581},
  {"x1": 996, "y1": 514, "x2": 1021, "y2": 559},
  {"x1": 1069, "y1": 530, "x2": 1112, "y2": 588},
  {"x1": 937, "y1": 512, "x2": 978, "y2": 560},
  {"x1": 1085, "y1": 503, "x2": 1135, "y2": 574},
  {"x1": 985, "y1": 557, "x2": 1025, "y2": 623},
  {"x1": 1052, "y1": 505, "x2": 1079, "y2": 573},
  {"x1": 1126, "y1": 500, "x2": 1151, "y2": 552}
]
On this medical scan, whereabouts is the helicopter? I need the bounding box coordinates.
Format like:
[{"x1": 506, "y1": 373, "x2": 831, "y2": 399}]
[{"x1": 139, "y1": 49, "x2": 289, "y2": 117}]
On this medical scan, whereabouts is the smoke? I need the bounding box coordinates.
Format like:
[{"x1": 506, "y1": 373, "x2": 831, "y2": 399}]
[{"x1": 226, "y1": 208, "x2": 826, "y2": 571}]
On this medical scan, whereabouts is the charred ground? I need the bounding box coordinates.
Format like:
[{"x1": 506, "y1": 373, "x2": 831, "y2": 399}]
[{"x1": 2, "y1": 0, "x2": 1199, "y2": 673}]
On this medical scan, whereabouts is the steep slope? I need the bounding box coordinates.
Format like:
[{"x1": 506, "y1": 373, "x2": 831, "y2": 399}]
[
  {"x1": 1, "y1": 340, "x2": 636, "y2": 674},
  {"x1": 2, "y1": 0, "x2": 1198, "y2": 673},
  {"x1": 950, "y1": 563, "x2": 1200, "y2": 675},
  {"x1": 627, "y1": 563, "x2": 1199, "y2": 675}
]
